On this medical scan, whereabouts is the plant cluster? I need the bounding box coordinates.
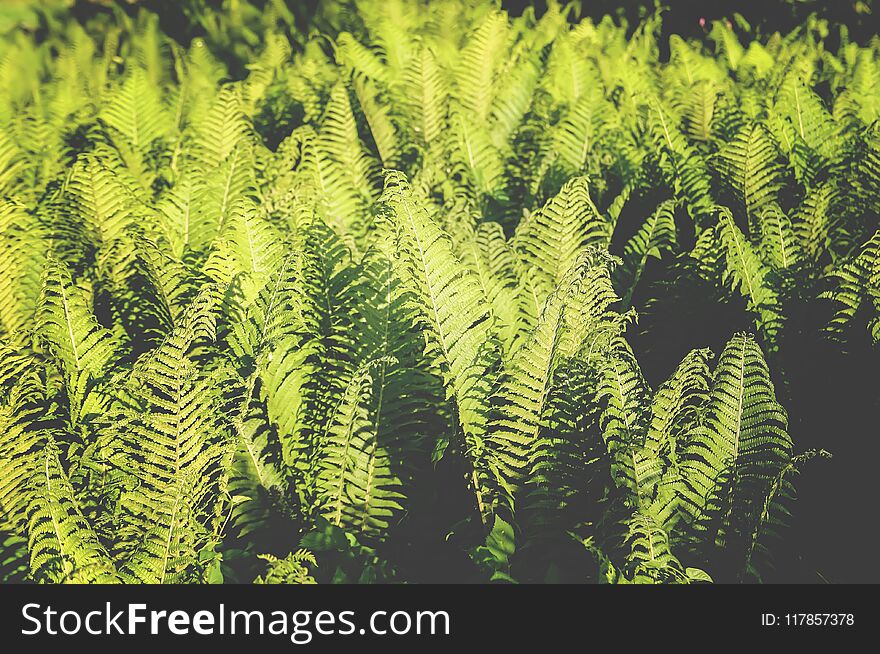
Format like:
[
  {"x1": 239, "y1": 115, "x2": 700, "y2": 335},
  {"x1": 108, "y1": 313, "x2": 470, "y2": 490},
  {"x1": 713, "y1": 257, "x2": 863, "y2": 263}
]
[{"x1": 0, "y1": 0, "x2": 877, "y2": 584}]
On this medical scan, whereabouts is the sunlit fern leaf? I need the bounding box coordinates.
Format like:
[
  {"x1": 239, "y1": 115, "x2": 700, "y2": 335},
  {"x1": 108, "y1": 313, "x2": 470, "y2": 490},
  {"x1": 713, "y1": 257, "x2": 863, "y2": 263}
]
[
  {"x1": 131, "y1": 234, "x2": 200, "y2": 331},
  {"x1": 709, "y1": 20, "x2": 744, "y2": 71},
  {"x1": 495, "y1": 250, "x2": 620, "y2": 520},
  {"x1": 354, "y1": 241, "x2": 446, "y2": 454},
  {"x1": 647, "y1": 100, "x2": 716, "y2": 225},
  {"x1": 353, "y1": 76, "x2": 399, "y2": 166},
  {"x1": 321, "y1": 82, "x2": 378, "y2": 202},
  {"x1": 716, "y1": 123, "x2": 782, "y2": 232},
  {"x1": 261, "y1": 222, "x2": 357, "y2": 495},
  {"x1": 36, "y1": 258, "x2": 119, "y2": 379},
  {"x1": 157, "y1": 179, "x2": 196, "y2": 259},
  {"x1": 675, "y1": 147, "x2": 717, "y2": 227},
  {"x1": 36, "y1": 258, "x2": 120, "y2": 424},
  {"x1": 204, "y1": 198, "x2": 285, "y2": 303},
  {"x1": 556, "y1": 249, "x2": 624, "y2": 360},
  {"x1": 766, "y1": 110, "x2": 823, "y2": 190},
  {"x1": 793, "y1": 182, "x2": 838, "y2": 263},
  {"x1": 400, "y1": 46, "x2": 447, "y2": 148},
  {"x1": 26, "y1": 440, "x2": 120, "y2": 583},
  {"x1": 316, "y1": 357, "x2": 406, "y2": 540},
  {"x1": 242, "y1": 32, "x2": 291, "y2": 115},
  {"x1": 381, "y1": 171, "x2": 498, "y2": 438},
  {"x1": 683, "y1": 80, "x2": 718, "y2": 143},
  {"x1": 775, "y1": 74, "x2": 844, "y2": 166},
  {"x1": 0, "y1": 359, "x2": 56, "y2": 534},
  {"x1": 0, "y1": 128, "x2": 25, "y2": 198},
  {"x1": 353, "y1": 234, "x2": 443, "y2": 400},
  {"x1": 254, "y1": 549, "x2": 317, "y2": 584},
  {"x1": 263, "y1": 339, "x2": 322, "y2": 476},
  {"x1": 460, "y1": 222, "x2": 530, "y2": 355},
  {"x1": 0, "y1": 200, "x2": 46, "y2": 342},
  {"x1": 489, "y1": 49, "x2": 540, "y2": 150},
  {"x1": 605, "y1": 184, "x2": 633, "y2": 232},
  {"x1": 513, "y1": 176, "x2": 608, "y2": 304},
  {"x1": 100, "y1": 66, "x2": 172, "y2": 156},
  {"x1": 225, "y1": 250, "x2": 315, "y2": 536},
  {"x1": 349, "y1": 0, "x2": 415, "y2": 80},
  {"x1": 541, "y1": 31, "x2": 595, "y2": 108},
  {"x1": 668, "y1": 35, "x2": 723, "y2": 86},
  {"x1": 67, "y1": 154, "x2": 138, "y2": 248},
  {"x1": 648, "y1": 348, "x2": 713, "y2": 529},
  {"x1": 130, "y1": 11, "x2": 170, "y2": 88},
  {"x1": 227, "y1": 249, "x2": 313, "y2": 368},
  {"x1": 192, "y1": 86, "x2": 250, "y2": 170},
  {"x1": 190, "y1": 145, "x2": 257, "y2": 252},
  {"x1": 614, "y1": 199, "x2": 676, "y2": 308},
  {"x1": 623, "y1": 510, "x2": 688, "y2": 583},
  {"x1": 228, "y1": 401, "x2": 285, "y2": 539},
  {"x1": 597, "y1": 344, "x2": 656, "y2": 506},
  {"x1": 716, "y1": 208, "x2": 784, "y2": 345},
  {"x1": 712, "y1": 337, "x2": 792, "y2": 572},
  {"x1": 756, "y1": 203, "x2": 804, "y2": 271},
  {"x1": 547, "y1": 90, "x2": 607, "y2": 177},
  {"x1": 519, "y1": 356, "x2": 606, "y2": 554},
  {"x1": 834, "y1": 49, "x2": 880, "y2": 127},
  {"x1": 285, "y1": 127, "x2": 366, "y2": 250},
  {"x1": 447, "y1": 109, "x2": 507, "y2": 200},
  {"x1": 677, "y1": 333, "x2": 792, "y2": 575},
  {"x1": 487, "y1": 271, "x2": 575, "y2": 492},
  {"x1": 648, "y1": 347, "x2": 713, "y2": 467},
  {"x1": 380, "y1": 171, "x2": 500, "y2": 520},
  {"x1": 454, "y1": 9, "x2": 509, "y2": 123},
  {"x1": 93, "y1": 234, "x2": 180, "y2": 352},
  {"x1": 112, "y1": 296, "x2": 232, "y2": 583},
  {"x1": 821, "y1": 229, "x2": 880, "y2": 346},
  {"x1": 335, "y1": 33, "x2": 390, "y2": 87},
  {"x1": 312, "y1": 82, "x2": 379, "y2": 243}
]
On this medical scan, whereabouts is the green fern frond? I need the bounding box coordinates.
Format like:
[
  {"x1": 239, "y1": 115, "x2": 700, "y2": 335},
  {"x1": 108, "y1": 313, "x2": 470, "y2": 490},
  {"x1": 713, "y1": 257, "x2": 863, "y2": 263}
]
[
  {"x1": 513, "y1": 176, "x2": 608, "y2": 303},
  {"x1": 487, "y1": 270, "x2": 575, "y2": 491},
  {"x1": 716, "y1": 208, "x2": 785, "y2": 344},
  {"x1": 67, "y1": 154, "x2": 138, "y2": 248},
  {"x1": 821, "y1": 229, "x2": 880, "y2": 345},
  {"x1": 112, "y1": 297, "x2": 232, "y2": 583},
  {"x1": 36, "y1": 258, "x2": 119, "y2": 379},
  {"x1": 380, "y1": 171, "x2": 500, "y2": 520},
  {"x1": 100, "y1": 66, "x2": 172, "y2": 155},
  {"x1": 597, "y1": 345, "x2": 655, "y2": 504},
  {"x1": 192, "y1": 86, "x2": 250, "y2": 170},
  {"x1": 26, "y1": 441, "x2": 120, "y2": 583},
  {"x1": 0, "y1": 200, "x2": 46, "y2": 341},
  {"x1": 793, "y1": 182, "x2": 838, "y2": 262},
  {"x1": 454, "y1": 10, "x2": 509, "y2": 123},
  {"x1": 614, "y1": 199, "x2": 677, "y2": 308},
  {"x1": 0, "y1": 128, "x2": 25, "y2": 198},
  {"x1": 717, "y1": 123, "x2": 782, "y2": 230},
  {"x1": 677, "y1": 333, "x2": 792, "y2": 576},
  {"x1": 756, "y1": 203, "x2": 804, "y2": 271},
  {"x1": 316, "y1": 357, "x2": 405, "y2": 540},
  {"x1": 400, "y1": 46, "x2": 447, "y2": 148},
  {"x1": 254, "y1": 549, "x2": 317, "y2": 584},
  {"x1": 682, "y1": 80, "x2": 719, "y2": 143}
]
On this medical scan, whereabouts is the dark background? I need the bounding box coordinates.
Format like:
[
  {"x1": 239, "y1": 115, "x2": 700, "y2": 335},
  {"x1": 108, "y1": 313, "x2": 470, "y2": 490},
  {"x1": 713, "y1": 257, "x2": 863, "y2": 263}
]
[{"x1": 70, "y1": 1, "x2": 876, "y2": 47}]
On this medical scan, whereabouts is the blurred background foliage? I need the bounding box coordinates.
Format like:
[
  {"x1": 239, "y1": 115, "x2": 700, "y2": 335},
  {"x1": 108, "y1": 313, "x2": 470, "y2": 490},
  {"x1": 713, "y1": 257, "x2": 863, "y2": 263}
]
[{"x1": 2, "y1": 1, "x2": 875, "y2": 78}]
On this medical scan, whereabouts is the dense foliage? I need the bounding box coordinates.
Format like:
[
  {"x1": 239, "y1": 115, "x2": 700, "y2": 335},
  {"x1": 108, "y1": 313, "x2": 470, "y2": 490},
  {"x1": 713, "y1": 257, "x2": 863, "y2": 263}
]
[{"x1": 0, "y1": 0, "x2": 877, "y2": 584}]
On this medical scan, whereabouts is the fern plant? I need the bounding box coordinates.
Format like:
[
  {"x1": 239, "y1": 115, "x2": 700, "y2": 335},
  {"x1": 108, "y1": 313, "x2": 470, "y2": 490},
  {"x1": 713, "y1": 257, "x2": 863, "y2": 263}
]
[{"x1": 2, "y1": 0, "x2": 873, "y2": 585}]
